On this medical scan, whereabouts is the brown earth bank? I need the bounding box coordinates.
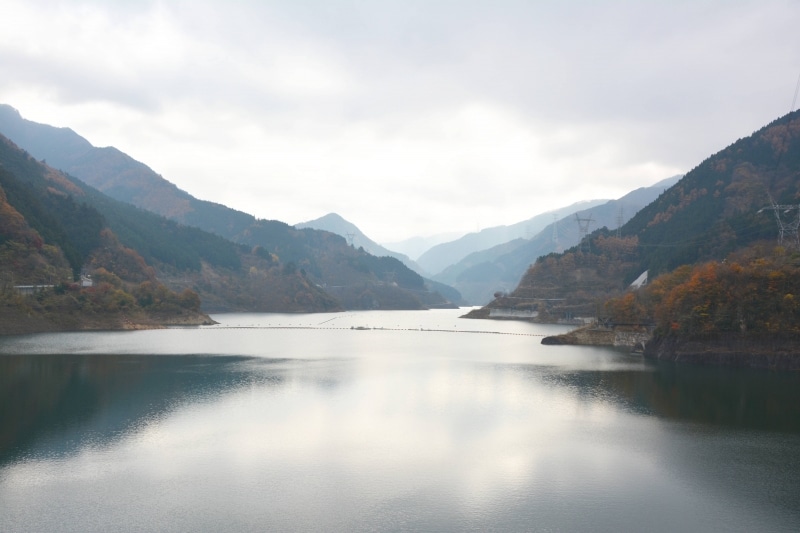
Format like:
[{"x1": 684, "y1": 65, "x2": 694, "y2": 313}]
[
  {"x1": 644, "y1": 334, "x2": 800, "y2": 371},
  {"x1": 542, "y1": 327, "x2": 800, "y2": 370},
  {"x1": 0, "y1": 305, "x2": 215, "y2": 336},
  {"x1": 460, "y1": 307, "x2": 490, "y2": 319},
  {"x1": 541, "y1": 325, "x2": 651, "y2": 348}
]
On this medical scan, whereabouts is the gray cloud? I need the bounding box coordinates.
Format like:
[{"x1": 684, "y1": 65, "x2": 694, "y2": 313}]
[{"x1": 1, "y1": 0, "x2": 798, "y2": 241}]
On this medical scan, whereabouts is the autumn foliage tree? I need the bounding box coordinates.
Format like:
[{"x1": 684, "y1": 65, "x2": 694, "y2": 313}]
[
  {"x1": 132, "y1": 281, "x2": 201, "y2": 314},
  {"x1": 605, "y1": 245, "x2": 800, "y2": 338}
]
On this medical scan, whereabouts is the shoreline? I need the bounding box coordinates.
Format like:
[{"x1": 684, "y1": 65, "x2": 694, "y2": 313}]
[
  {"x1": 0, "y1": 306, "x2": 216, "y2": 336},
  {"x1": 540, "y1": 324, "x2": 651, "y2": 349},
  {"x1": 541, "y1": 325, "x2": 800, "y2": 371},
  {"x1": 643, "y1": 334, "x2": 800, "y2": 371}
]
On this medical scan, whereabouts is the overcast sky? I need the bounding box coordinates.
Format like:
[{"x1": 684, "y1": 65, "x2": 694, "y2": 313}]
[{"x1": 1, "y1": 0, "x2": 798, "y2": 243}]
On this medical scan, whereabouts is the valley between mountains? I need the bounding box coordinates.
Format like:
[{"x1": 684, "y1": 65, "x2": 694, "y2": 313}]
[{"x1": 3, "y1": 103, "x2": 800, "y2": 370}]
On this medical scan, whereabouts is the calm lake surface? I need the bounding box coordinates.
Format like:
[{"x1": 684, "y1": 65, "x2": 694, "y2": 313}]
[{"x1": 1, "y1": 308, "x2": 800, "y2": 532}]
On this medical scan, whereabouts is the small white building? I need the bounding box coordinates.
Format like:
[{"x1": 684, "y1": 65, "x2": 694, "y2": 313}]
[
  {"x1": 81, "y1": 275, "x2": 93, "y2": 288},
  {"x1": 629, "y1": 270, "x2": 648, "y2": 289}
]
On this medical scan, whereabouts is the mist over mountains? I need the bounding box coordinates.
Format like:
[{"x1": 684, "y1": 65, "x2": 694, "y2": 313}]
[
  {"x1": 434, "y1": 175, "x2": 681, "y2": 304},
  {"x1": 415, "y1": 199, "x2": 609, "y2": 276},
  {"x1": 294, "y1": 178, "x2": 680, "y2": 306},
  {"x1": 0, "y1": 105, "x2": 459, "y2": 313},
  {"x1": 296, "y1": 213, "x2": 421, "y2": 271},
  {"x1": 0, "y1": 104, "x2": 254, "y2": 238},
  {"x1": 382, "y1": 233, "x2": 465, "y2": 261},
  {"x1": 469, "y1": 108, "x2": 800, "y2": 331},
  {"x1": 1, "y1": 103, "x2": 685, "y2": 308},
  {"x1": 7, "y1": 99, "x2": 798, "y2": 335}
]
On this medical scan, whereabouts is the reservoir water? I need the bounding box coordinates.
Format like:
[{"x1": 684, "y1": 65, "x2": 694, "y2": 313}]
[{"x1": 1, "y1": 308, "x2": 799, "y2": 532}]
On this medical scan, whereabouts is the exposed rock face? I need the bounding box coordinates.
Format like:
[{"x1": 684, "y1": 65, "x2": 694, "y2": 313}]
[
  {"x1": 541, "y1": 325, "x2": 650, "y2": 348},
  {"x1": 542, "y1": 328, "x2": 800, "y2": 370},
  {"x1": 644, "y1": 335, "x2": 800, "y2": 371},
  {"x1": 460, "y1": 307, "x2": 490, "y2": 319}
]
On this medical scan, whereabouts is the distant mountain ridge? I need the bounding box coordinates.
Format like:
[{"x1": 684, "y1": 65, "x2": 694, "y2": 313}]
[
  {"x1": 0, "y1": 132, "x2": 344, "y2": 315},
  {"x1": 0, "y1": 104, "x2": 256, "y2": 239},
  {"x1": 382, "y1": 232, "x2": 465, "y2": 261},
  {"x1": 296, "y1": 213, "x2": 422, "y2": 271},
  {"x1": 469, "y1": 109, "x2": 800, "y2": 325},
  {"x1": 295, "y1": 212, "x2": 463, "y2": 304},
  {"x1": 436, "y1": 176, "x2": 681, "y2": 304},
  {"x1": 0, "y1": 105, "x2": 458, "y2": 311},
  {"x1": 416, "y1": 199, "x2": 609, "y2": 276}
]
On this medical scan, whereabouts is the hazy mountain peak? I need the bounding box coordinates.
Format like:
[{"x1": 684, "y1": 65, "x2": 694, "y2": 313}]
[
  {"x1": 297, "y1": 212, "x2": 357, "y2": 236},
  {"x1": 416, "y1": 198, "x2": 610, "y2": 276},
  {"x1": 0, "y1": 104, "x2": 21, "y2": 119},
  {"x1": 0, "y1": 104, "x2": 93, "y2": 162},
  {"x1": 295, "y1": 212, "x2": 420, "y2": 268}
]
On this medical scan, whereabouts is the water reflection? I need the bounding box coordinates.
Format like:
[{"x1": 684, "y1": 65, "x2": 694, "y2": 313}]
[
  {"x1": 2, "y1": 316, "x2": 800, "y2": 532},
  {"x1": 4, "y1": 350, "x2": 800, "y2": 471},
  {"x1": 0, "y1": 354, "x2": 268, "y2": 466},
  {"x1": 535, "y1": 361, "x2": 800, "y2": 432}
]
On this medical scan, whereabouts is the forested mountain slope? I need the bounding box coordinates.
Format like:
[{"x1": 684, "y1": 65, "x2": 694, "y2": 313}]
[
  {"x1": 435, "y1": 176, "x2": 680, "y2": 305},
  {"x1": 295, "y1": 212, "x2": 463, "y2": 304},
  {"x1": 0, "y1": 104, "x2": 238, "y2": 232},
  {"x1": 417, "y1": 199, "x2": 608, "y2": 276},
  {"x1": 296, "y1": 212, "x2": 421, "y2": 272},
  {"x1": 0, "y1": 134, "x2": 342, "y2": 317},
  {"x1": 0, "y1": 105, "x2": 457, "y2": 310},
  {"x1": 469, "y1": 110, "x2": 800, "y2": 323},
  {"x1": 624, "y1": 113, "x2": 799, "y2": 275},
  {"x1": 0, "y1": 145, "x2": 216, "y2": 332},
  {"x1": 0, "y1": 135, "x2": 242, "y2": 275}
]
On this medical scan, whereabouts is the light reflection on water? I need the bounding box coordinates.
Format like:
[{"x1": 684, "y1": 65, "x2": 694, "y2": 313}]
[{"x1": 1, "y1": 309, "x2": 799, "y2": 532}]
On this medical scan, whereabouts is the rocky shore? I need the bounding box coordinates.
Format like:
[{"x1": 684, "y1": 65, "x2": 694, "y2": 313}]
[
  {"x1": 542, "y1": 325, "x2": 800, "y2": 371},
  {"x1": 643, "y1": 334, "x2": 800, "y2": 371},
  {"x1": 0, "y1": 305, "x2": 215, "y2": 336},
  {"x1": 541, "y1": 325, "x2": 651, "y2": 349}
]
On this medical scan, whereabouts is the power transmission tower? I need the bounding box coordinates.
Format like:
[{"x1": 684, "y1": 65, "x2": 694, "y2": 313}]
[
  {"x1": 552, "y1": 214, "x2": 561, "y2": 252},
  {"x1": 759, "y1": 199, "x2": 800, "y2": 248},
  {"x1": 575, "y1": 213, "x2": 594, "y2": 252},
  {"x1": 616, "y1": 206, "x2": 624, "y2": 239},
  {"x1": 346, "y1": 233, "x2": 355, "y2": 247}
]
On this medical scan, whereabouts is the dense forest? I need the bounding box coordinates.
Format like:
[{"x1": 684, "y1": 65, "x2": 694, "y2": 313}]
[
  {"x1": 0, "y1": 135, "x2": 244, "y2": 275},
  {"x1": 471, "y1": 109, "x2": 800, "y2": 344},
  {"x1": 481, "y1": 232, "x2": 640, "y2": 320},
  {"x1": 623, "y1": 110, "x2": 800, "y2": 277},
  {"x1": 605, "y1": 244, "x2": 800, "y2": 338},
  {"x1": 0, "y1": 200, "x2": 208, "y2": 333},
  {"x1": 0, "y1": 130, "x2": 457, "y2": 333},
  {"x1": 0, "y1": 156, "x2": 207, "y2": 331},
  {"x1": 0, "y1": 106, "x2": 461, "y2": 310}
]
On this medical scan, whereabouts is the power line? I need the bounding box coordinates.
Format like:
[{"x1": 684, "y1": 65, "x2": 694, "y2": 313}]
[
  {"x1": 574, "y1": 213, "x2": 594, "y2": 252},
  {"x1": 551, "y1": 213, "x2": 561, "y2": 252},
  {"x1": 759, "y1": 73, "x2": 800, "y2": 249},
  {"x1": 758, "y1": 197, "x2": 800, "y2": 249}
]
